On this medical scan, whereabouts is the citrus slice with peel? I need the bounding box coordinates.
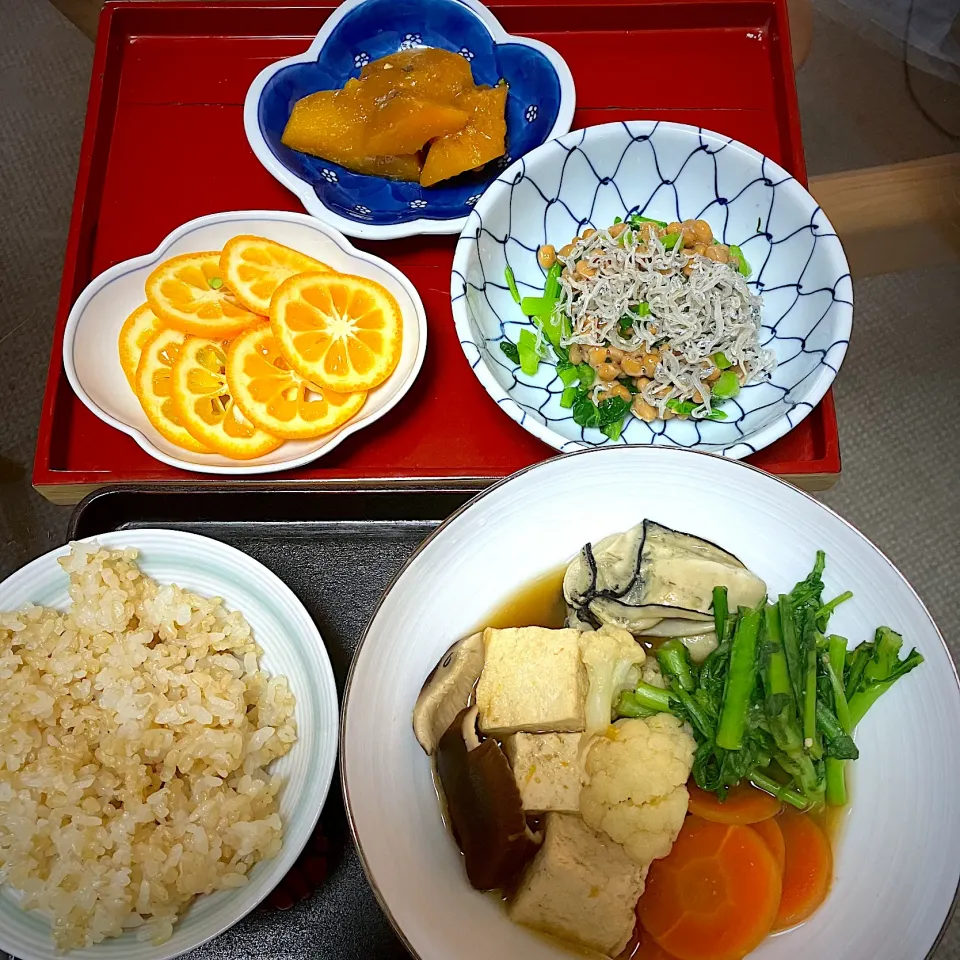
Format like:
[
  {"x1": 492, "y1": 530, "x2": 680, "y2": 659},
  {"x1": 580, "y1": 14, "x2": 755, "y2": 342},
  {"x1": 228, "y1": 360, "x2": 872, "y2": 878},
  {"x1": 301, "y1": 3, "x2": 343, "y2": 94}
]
[
  {"x1": 220, "y1": 235, "x2": 333, "y2": 316},
  {"x1": 134, "y1": 328, "x2": 214, "y2": 454},
  {"x1": 270, "y1": 271, "x2": 403, "y2": 393},
  {"x1": 170, "y1": 335, "x2": 283, "y2": 459},
  {"x1": 119, "y1": 303, "x2": 164, "y2": 389},
  {"x1": 226, "y1": 325, "x2": 366, "y2": 439},
  {"x1": 145, "y1": 251, "x2": 263, "y2": 338}
]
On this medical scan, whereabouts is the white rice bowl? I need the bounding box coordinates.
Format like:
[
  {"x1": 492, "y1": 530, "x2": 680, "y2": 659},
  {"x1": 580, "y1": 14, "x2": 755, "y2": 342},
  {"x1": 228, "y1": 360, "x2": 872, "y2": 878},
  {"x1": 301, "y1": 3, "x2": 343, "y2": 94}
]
[{"x1": 0, "y1": 530, "x2": 338, "y2": 960}]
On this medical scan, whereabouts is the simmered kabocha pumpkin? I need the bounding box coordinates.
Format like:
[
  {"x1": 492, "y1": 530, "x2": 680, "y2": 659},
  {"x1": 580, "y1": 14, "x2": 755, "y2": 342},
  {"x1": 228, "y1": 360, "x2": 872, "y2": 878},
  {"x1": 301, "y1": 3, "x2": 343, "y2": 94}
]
[
  {"x1": 280, "y1": 80, "x2": 423, "y2": 180},
  {"x1": 358, "y1": 47, "x2": 475, "y2": 102},
  {"x1": 420, "y1": 83, "x2": 508, "y2": 187},
  {"x1": 366, "y1": 95, "x2": 470, "y2": 156},
  {"x1": 280, "y1": 47, "x2": 508, "y2": 185}
]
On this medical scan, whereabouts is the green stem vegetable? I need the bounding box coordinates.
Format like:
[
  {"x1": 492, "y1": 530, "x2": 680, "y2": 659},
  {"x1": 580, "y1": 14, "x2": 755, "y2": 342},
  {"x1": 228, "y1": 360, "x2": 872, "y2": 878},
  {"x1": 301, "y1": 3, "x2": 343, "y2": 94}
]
[
  {"x1": 666, "y1": 398, "x2": 728, "y2": 420},
  {"x1": 729, "y1": 244, "x2": 752, "y2": 277},
  {"x1": 517, "y1": 329, "x2": 541, "y2": 376},
  {"x1": 715, "y1": 606, "x2": 762, "y2": 750},
  {"x1": 616, "y1": 552, "x2": 921, "y2": 811},
  {"x1": 628, "y1": 214, "x2": 668, "y2": 229},
  {"x1": 711, "y1": 370, "x2": 740, "y2": 400},
  {"x1": 827, "y1": 635, "x2": 852, "y2": 733},
  {"x1": 657, "y1": 640, "x2": 696, "y2": 692},
  {"x1": 504, "y1": 265, "x2": 521, "y2": 303},
  {"x1": 846, "y1": 627, "x2": 923, "y2": 729},
  {"x1": 761, "y1": 603, "x2": 822, "y2": 802},
  {"x1": 844, "y1": 645, "x2": 871, "y2": 701},
  {"x1": 802, "y1": 621, "x2": 821, "y2": 759},
  {"x1": 712, "y1": 351, "x2": 732, "y2": 370},
  {"x1": 823, "y1": 634, "x2": 854, "y2": 805},
  {"x1": 825, "y1": 758, "x2": 846, "y2": 807},
  {"x1": 848, "y1": 680, "x2": 901, "y2": 728},
  {"x1": 601, "y1": 418, "x2": 625, "y2": 442},
  {"x1": 617, "y1": 683, "x2": 675, "y2": 717},
  {"x1": 778, "y1": 594, "x2": 804, "y2": 706},
  {"x1": 672, "y1": 684, "x2": 715, "y2": 740},
  {"x1": 749, "y1": 770, "x2": 809, "y2": 811},
  {"x1": 499, "y1": 341, "x2": 520, "y2": 364},
  {"x1": 713, "y1": 586, "x2": 729, "y2": 645},
  {"x1": 543, "y1": 262, "x2": 562, "y2": 300},
  {"x1": 520, "y1": 295, "x2": 552, "y2": 318},
  {"x1": 816, "y1": 591, "x2": 853, "y2": 627}
]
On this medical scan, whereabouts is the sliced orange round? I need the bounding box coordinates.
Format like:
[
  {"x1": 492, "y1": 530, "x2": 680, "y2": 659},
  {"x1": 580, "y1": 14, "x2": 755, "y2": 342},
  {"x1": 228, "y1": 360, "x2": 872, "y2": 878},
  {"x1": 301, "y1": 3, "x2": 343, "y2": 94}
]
[
  {"x1": 134, "y1": 328, "x2": 214, "y2": 454},
  {"x1": 145, "y1": 251, "x2": 264, "y2": 338},
  {"x1": 119, "y1": 303, "x2": 164, "y2": 389},
  {"x1": 270, "y1": 271, "x2": 403, "y2": 393},
  {"x1": 226, "y1": 325, "x2": 366, "y2": 440},
  {"x1": 170, "y1": 335, "x2": 283, "y2": 460},
  {"x1": 219, "y1": 235, "x2": 333, "y2": 316}
]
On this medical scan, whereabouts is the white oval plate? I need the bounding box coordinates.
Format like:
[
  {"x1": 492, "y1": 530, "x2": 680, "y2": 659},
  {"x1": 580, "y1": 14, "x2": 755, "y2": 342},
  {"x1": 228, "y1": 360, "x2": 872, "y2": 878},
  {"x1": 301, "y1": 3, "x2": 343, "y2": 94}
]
[
  {"x1": 63, "y1": 210, "x2": 427, "y2": 475},
  {"x1": 0, "y1": 529, "x2": 339, "y2": 960},
  {"x1": 343, "y1": 445, "x2": 959, "y2": 960}
]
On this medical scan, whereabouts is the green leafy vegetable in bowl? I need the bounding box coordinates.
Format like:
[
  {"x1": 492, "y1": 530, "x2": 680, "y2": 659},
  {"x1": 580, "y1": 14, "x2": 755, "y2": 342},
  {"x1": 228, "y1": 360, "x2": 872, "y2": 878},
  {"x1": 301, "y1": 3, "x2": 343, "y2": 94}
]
[{"x1": 615, "y1": 552, "x2": 923, "y2": 809}]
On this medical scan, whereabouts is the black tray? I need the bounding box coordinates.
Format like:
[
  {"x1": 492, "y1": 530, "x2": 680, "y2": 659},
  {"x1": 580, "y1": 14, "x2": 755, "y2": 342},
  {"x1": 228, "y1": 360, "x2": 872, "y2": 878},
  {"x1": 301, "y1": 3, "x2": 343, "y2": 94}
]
[{"x1": 68, "y1": 485, "x2": 477, "y2": 960}]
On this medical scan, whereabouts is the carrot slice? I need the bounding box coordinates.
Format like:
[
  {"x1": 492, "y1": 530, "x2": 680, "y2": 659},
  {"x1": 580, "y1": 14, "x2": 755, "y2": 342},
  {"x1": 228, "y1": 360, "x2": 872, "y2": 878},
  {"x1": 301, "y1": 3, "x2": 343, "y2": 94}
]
[
  {"x1": 687, "y1": 781, "x2": 781, "y2": 825},
  {"x1": 638, "y1": 816, "x2": 782, "y2": 960},
  {"x1": 774, "y1": 811, "x2": 832, "y2": 930},
  {"x1": 749, "y1": 818, "x2": 786, "y2": 874},
  {"x1": 634, "y1": 928, "x2": 681, "y2": 959}
]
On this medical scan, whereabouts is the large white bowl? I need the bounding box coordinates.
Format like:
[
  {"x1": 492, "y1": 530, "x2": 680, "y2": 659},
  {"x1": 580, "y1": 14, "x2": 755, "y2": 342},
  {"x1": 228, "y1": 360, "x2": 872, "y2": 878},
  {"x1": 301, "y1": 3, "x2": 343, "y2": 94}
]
[
  {"x1": 63, "y1": 210, "x2": 427, "y2": 475},
  {"x1": 452, "y1": 122, "x2": 853, "y2": 458},
  {"x1": 343, "y1": 446, "x2": 960, "y2": 960},
  {"x1": 0, "y1": 530, "x2": 339, "y2": 960}
]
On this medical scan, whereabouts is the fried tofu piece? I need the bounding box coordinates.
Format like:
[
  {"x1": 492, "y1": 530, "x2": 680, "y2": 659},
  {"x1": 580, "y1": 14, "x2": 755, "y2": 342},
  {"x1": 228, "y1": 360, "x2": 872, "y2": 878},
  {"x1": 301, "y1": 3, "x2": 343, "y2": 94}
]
[
  {"x1": 509, "y1": 813, "x2": 645, "y2": 957},
  {"x1": 503, "y1": 732, "x2": 582, "y2": 813},
  {"x1": 475, "y1": 627, "x2": 586, "y2": 736}
]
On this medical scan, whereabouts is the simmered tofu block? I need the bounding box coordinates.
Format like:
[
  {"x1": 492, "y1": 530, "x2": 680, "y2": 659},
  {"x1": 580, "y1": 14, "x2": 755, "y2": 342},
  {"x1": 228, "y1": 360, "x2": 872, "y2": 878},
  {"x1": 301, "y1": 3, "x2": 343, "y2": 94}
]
[
  {"x1": 503, "y1": 733, "x2": 582, "y2": 813},
  {"x1": 509, "y1": 813, "x2": 644, "y2": 957},
  {"x1": 476, "y1": 627, "x2": 586, "y2": 735}
]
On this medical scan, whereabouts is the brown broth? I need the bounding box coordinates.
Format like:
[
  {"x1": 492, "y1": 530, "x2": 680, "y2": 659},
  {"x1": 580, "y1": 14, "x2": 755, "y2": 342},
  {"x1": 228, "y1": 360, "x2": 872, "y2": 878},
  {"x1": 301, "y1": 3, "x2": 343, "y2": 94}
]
[
  {"x1": 475, "y1": 565, "x2": 568, "y2": 631},
  {"x1": 810, "y1": 795, "x2": 850, "y2": 847}
]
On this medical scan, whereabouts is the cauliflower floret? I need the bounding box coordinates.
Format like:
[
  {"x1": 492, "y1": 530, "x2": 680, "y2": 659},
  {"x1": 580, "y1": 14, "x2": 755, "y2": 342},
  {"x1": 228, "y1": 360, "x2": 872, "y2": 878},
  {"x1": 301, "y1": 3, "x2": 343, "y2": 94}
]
[
  {"x1": 640, "y1": 658, "x2": 666, "y2": 689},
  {"x1": 579, "y1": 624, "x2": 646, "y2": 741},
  {"x1": 580, "y1": 713, "x2": 695, "y2": 867}
]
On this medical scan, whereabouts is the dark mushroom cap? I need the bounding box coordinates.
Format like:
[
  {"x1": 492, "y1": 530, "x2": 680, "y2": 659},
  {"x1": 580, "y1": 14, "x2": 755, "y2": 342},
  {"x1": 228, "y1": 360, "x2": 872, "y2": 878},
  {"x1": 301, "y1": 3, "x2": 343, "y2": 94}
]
[{"x1": 436, "y1": 707, "x2": 536, "y2": 890}]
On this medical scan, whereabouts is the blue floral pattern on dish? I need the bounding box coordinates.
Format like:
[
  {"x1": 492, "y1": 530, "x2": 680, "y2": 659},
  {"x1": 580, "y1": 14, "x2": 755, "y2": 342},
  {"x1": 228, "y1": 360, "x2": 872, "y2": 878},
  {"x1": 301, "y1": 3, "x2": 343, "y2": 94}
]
[
  {"x1": 451, "y1": 121, "x2": 853, "y2": 459},
  {"x1": 253, "y1": 0, "x2": 568, "y2": 232}
]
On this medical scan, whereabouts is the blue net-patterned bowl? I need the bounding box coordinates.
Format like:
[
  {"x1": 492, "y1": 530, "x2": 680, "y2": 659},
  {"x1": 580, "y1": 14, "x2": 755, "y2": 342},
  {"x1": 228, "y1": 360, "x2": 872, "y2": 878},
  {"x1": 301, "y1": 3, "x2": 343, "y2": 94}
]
[
  {"x1": 244, "y1": 0, "x2": 574, "y2": 240},
  {"x1": 451, "y1": 121, "x2": 853, "y2": 459}
]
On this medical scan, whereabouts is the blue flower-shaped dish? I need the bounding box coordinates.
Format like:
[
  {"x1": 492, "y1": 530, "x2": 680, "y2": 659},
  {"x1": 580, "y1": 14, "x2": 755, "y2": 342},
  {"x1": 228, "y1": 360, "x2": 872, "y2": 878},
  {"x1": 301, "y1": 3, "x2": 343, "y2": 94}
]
[
  {"x1": 452, "y1": 121, "x2": 853, "y2": 459},
  {"x1": 244, "y1": 0, "x2": 575, "y2": 240}
]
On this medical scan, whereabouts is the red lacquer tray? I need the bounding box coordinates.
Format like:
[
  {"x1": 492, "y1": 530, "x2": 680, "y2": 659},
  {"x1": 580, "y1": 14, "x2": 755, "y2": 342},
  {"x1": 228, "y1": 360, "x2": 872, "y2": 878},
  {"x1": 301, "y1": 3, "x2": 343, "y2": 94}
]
[{"x1": 34, "y1": 0, "x2": 840, "y2": 505}]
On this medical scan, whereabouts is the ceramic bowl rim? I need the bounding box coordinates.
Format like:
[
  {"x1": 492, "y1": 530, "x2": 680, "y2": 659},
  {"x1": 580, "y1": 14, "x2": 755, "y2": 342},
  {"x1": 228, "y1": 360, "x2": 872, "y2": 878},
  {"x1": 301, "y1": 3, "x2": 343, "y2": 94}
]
[
  {"x1": 242, "y1": 0, "x2": 576, "y2": 240},
  {"x1": 449, "y1": 120, "x2": 853, "y2": 459},
  {"x1": 61, "y1": 209, "x2": 428, "y2": 476}
]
